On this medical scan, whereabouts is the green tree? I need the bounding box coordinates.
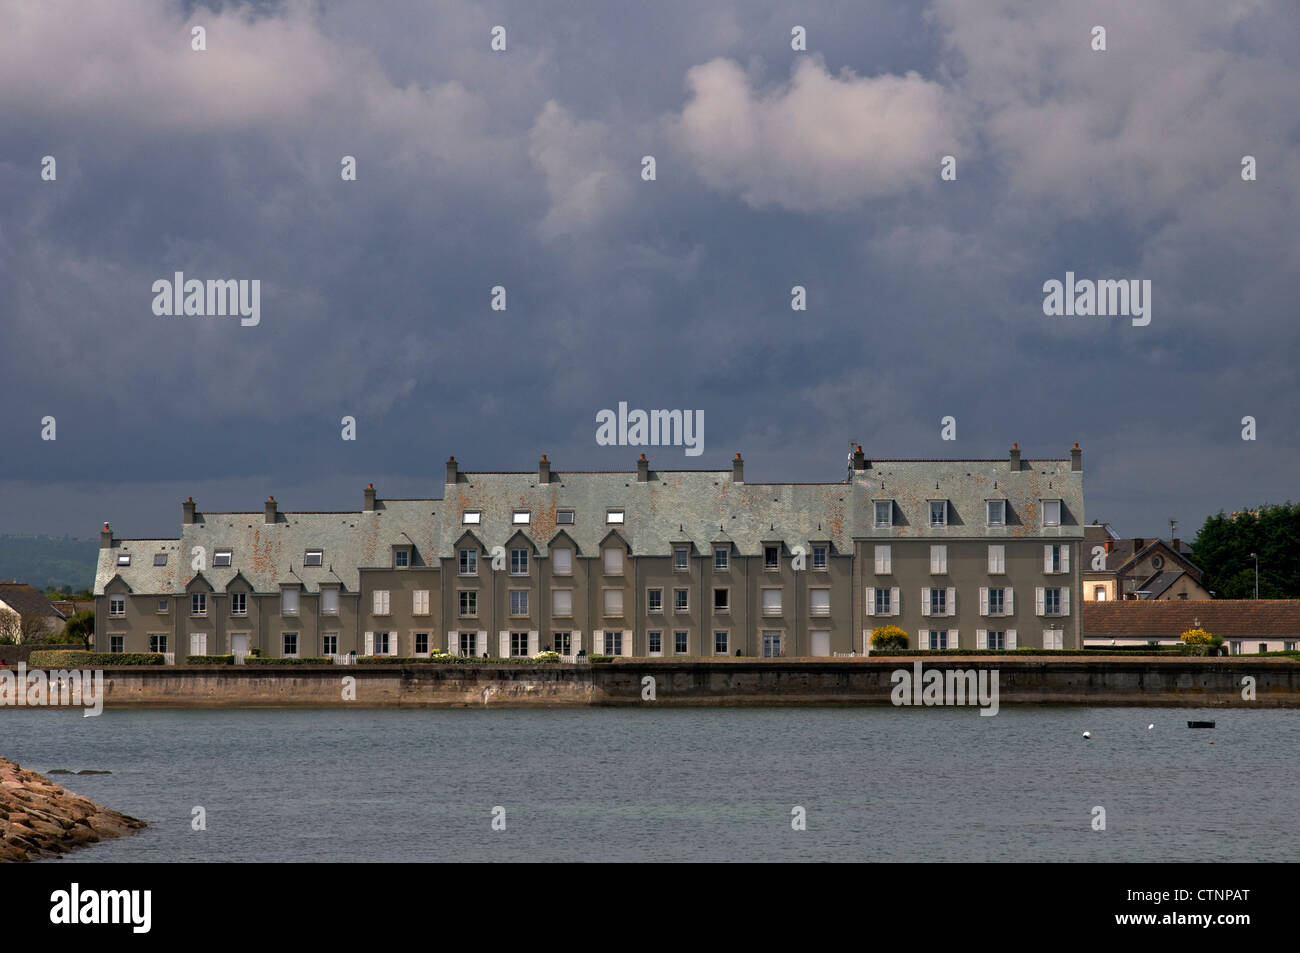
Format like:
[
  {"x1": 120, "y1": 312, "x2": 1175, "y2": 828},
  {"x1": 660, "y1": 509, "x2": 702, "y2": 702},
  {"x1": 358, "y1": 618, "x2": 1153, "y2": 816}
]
[
  {"x1": 1191, "y1": 503, "x2": 1300, "y2": 598},
  {"x1": 57, "y1": 609, "x2": 95, "y2": 650}
]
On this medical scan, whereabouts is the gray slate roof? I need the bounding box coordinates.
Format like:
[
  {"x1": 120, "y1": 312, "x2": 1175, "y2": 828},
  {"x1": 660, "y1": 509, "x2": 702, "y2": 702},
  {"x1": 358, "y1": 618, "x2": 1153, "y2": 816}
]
[{"x1": 95, "y1": 454, "x2": 1084, "y2": 595}]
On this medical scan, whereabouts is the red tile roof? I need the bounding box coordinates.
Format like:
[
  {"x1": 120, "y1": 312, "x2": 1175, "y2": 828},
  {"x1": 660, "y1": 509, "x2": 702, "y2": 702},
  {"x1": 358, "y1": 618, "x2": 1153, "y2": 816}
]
[{"x1": 1084, "y1": 600, "x2": 1300, "y2": 637}]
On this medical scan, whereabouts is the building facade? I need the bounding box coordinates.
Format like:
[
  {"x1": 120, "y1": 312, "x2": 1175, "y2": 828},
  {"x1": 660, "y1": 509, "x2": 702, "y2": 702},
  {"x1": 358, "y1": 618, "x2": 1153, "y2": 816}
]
[{"x1": 93, "y1": 444, "x2": 1086, "y2": 659}]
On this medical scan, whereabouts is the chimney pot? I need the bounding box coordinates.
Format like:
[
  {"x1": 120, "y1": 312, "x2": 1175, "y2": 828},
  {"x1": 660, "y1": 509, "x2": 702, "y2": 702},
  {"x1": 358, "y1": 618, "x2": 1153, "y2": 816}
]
[
  {"x1": 636, "y1": 453, "x2": 649, "y2": 482},
  {"x1": 183, "y1": 497, "x2": 196, "y2": 525},
  {"x1": 446, "y1": 456, "x2": 459, "y2": 485},
  {"x1": 264, "y1": 496, "x2": 278, "y2": 524},
  {"x1": 732, "y1": 453, "x2": 744, "y2": 483},
  {"x1": 539, "y1": 455, "x2": 551, "y2": 484}
]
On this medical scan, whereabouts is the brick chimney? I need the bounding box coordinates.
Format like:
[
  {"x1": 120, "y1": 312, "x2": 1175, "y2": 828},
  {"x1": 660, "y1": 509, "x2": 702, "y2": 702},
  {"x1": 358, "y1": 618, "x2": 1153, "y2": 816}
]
[
  {"x1": 1134, "y1": 537, "x2": 1144, "y2": 552},
  {"x1": 637, "y1": 453, "x2": 648, "y2": 482},
  {"x1": 100, "y1": 522, "x2": 113, "y2": 549},
  {"x1": 852, "y1": 445, "x2": 867, "y2": 471},
  {"x1": 445, "y1": 456, "x2": 459, "y2": 485},
  {"x1": 1172, "y1": 537, "x2": 1181, "y2": 553},
  {"x1": 539, "y1": 455, "x2": 551, "y2": 484},
  {"x1": 183, "y1": 497, "x2": 196, "y2": 525},
  {"x1": 264, "y1": 496, "x2": 278, "y2": 525},
  {"x1": 1009, "y1": 443, "x2": 1021, "y2": 471},
  {"x1": 1071, "y1": 442, "x2": 1082, "y2": 472},
  {"x1": 364, "y1": 483, "x2": 376, "y2": 511},
  {"x1": 732, "y1": 452, "x2": 744, "y2": 484}
]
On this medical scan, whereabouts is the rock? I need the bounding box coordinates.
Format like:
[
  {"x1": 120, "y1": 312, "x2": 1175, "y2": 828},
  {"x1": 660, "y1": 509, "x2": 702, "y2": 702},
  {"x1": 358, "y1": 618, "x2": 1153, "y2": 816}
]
[
  {"x1": 76, "y1": 769, "x2": 112, "y2": 775},
  {"x1": 0, "y1": 757, "x2": 144, "y2": 862}
]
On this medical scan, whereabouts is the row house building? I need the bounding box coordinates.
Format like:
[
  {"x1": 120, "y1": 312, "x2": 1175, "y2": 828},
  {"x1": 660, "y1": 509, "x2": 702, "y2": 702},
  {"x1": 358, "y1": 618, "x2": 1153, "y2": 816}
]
[{"x1": 93, "y1": 444, "x2": 1086, "y2": 660}]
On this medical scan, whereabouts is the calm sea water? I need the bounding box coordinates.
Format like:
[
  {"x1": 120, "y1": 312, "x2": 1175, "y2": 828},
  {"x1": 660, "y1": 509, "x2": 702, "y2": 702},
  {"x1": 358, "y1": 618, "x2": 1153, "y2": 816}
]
[{"x1": 5, "y1": 707, "x2": 1297, "y2": 862}]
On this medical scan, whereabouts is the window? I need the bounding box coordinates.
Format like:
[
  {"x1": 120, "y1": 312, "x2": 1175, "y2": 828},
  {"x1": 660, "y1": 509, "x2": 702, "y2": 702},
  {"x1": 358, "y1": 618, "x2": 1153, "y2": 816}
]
[
  {"x1": 413, "y1": 590, "x2": 430, "y2": 615},
  {"x1": 510, "y1": 590, "x2": 529, "y2": 616},
  {"x1": 460, "y1": 591, "x2": 477, "y2": 617},
  {"x1": 986, "y1": 631, "x2": 1006, "y2": 650},
  {"x1": 320, "y1": 588, "x2": 338, "y2": 614},
  {"x1": 157, "y1": 599, "x2": 169, "y2": 613},
  {"x1": 552, "y1": 548, "x2": 572, "y2": 575},
  {"x1": 1044, "y1": 588, "x2": 1062, "y2": 615},
  {"x1": 929, "y1": 588, "x2": 947, "y2": 615},
  {"x1": 713, "y1": 588, "x2": 729, "y2": 613},
  {"x1": 394, "y1": 549, "x2": 409, "y2": 568},
  {"x1": 513, "y1": 510, "x2": 531, "y2": 525},
  {"x1": 373, "y1": 632, "x2": 390, "y2": 655},
  {"x1": 874, "y1": 501, "x2": 892, "y2": 528},
  {"x1": 762, "y1": 631, "x2": 782, "y2": 657},
  {"x1": 282, "y1": 588, "x2": 299, "y2": 615},
  {"x1": 117, "y1": 554, "x2": 131, "y2": 566},
  {"x1": 1286, "y1": 641, "x2": 1298, "y2": 653},
  {"x1": 714, "y1": 631, "x2": 729, "y2": 655},
  {"x1": 557, "y1": 510, "x2": 575, "y2": 525},
  {"x1": 323, "y1": 632, "x2": 338, "y2": 655},
  {"x1": 1044, "y1": 545, "x2": 1068, "y2": 573},
  {"x1": 674, "y1": 588, "x2": 689, "y2": 612},
  {"x1": 459, "y1": 549, "x2": 478, "y2": 576},
  {"x1": 372, "y1": 590, "x2": 390, "y2": 615},
  {"x1": 231, "y1": 592, "x2": 247, "y2": 616},
  {"x1": 463, "y1": 511, "x2": 481, "y2": 525},
  {"x1": 648, "y1": 588, "x2": 663, "y2": 613},
  {"x1": 606, "y1": 509, "x2": 624, "y2": 524},
  {"x1": 812, "y1": 545, "x2": 827, "y2": 570},
  {"x1": 604, "y1": 547, "x2": 624, "y2": 575},
  {"x1": 603, "y1": 631, "x2": 623, "y2": 655},
  {"x1": 153, "y1": 552, "x2": 168, "y2": 567},
  {"x1": 674, "y1": 546, "x2": 689, "y2": 571},
  {"x1": 282, "y1": 633, "x2": 298, "y2": 657},
  {"x1": 874, "y1": 588, "x2": 892, "y2": 615},
  {"x1": 930, "y1": 545, "x2": 948, "y2": 574},
  {"x1": 648, "y1": 631, "x2": 663, "y2": 655},
  {"x1": 988, "y1": 545, "x2": 1005, "y2": 574},
  {"x1": 987, "y1": 500, "x2": 1006, "y2": 527},
  {"x1": 810, "y1": 589, "x2": 830, "y2": 617},
  {"x1": 145, "y1": 634, "x2": 166, "y2": 654},
  {"x1": 765, "y1": 545, "x2": 780, "y2": 570},
  {"x1": 673, "y1": 630, "x2": 688, "y2": 655},
  {"x1": 415, "y1": 632, "x2": 429, "y2": 656},
  {"x1": 553, "y1": 632, "x2": 572, "y2": 655},
  {"x1": 109, "y1": 635, "x2": 124, "y2": 653},
  {"x1": 552, "y1": 589, "x2": 572, "y2": 617},
  {"x1": 714, "y1": 547, "x2": 729, "y2": 571},
  {"x1": 304, "y1": 550, "x2": 323, "y2": 567},
  {"x1": 603, "y1": 589, "x2": 623, "y2": 617},
  {"x1": 762, "y1": 588, "x2": 782, "y2": 616},
  {"x1": 929, "y1": 500, "x2": 948, "y2": 527},
  {"x1": 191, "y1": 592, "x2": 207, "y2": 616},
  {"x1": 928, "y1": 630, "x2": 948, "y2": 650},
  {"x1": 214, "y1": 549, "x2": 232, "y2": 567},
  {"x1": 459, "y1": 632, "x2": 478, "y2": 657},
  {"x1": 1042, "y1": 500, "x2": 1062, "y2": 527},
  {"x1": 109, "y1": 595, "x2": 126, "y2": 617},
  {"x1": 874, "y1": 545, "x2": 892, "y2": 575},
  {"x1": 1094, "y1": 586, "x2": 1106, "y2": 601},
  {"x1": 987, "y1": 588, "x2": 1005, "y2": 615},
  {"x1": 510, "y1": 549, "x2": 529, "y2": 576}
]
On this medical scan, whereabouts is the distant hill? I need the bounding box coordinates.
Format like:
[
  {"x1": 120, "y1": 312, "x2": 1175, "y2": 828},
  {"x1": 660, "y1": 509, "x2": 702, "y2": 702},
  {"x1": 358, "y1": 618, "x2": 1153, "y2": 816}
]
[{"x1": 0, "y1": 536, "x2": 99, "y2": 592}]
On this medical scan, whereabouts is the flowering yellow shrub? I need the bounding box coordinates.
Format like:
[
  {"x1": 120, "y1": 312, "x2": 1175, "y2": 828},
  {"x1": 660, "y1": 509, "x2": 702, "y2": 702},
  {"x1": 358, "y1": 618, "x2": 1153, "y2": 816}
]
[
  {"x1": 1180, "y1": 627, "x2": 1215, "y2": 645},
  {"x1": 870, "y1": 625, "x2": 909, "y2": 650}
]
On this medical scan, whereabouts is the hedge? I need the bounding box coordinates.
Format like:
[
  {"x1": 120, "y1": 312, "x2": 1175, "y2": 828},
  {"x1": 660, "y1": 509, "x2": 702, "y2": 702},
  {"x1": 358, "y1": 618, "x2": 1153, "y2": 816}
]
[
  {"x1": 242, "y1": 656, "x2": 333, "y2": 665},
  {"x1": 357, "y1": 655, "x2": 569, "y2": 665},
  {"x1": 185, "y1": 655, "x2": 234, "y2": 664},
  {"x1": 28, "y1": 650, "x2": 165, "y2": 667},
  {"x1": 868, "y1": 648, "x2": 1186, "y2": 657}
]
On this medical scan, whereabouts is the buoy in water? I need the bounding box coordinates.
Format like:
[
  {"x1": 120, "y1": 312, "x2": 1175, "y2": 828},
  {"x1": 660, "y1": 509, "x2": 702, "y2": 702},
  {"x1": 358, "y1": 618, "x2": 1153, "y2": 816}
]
[
  {"x1": 1147, "y1": 724, "x2": 1154, "y2": 730},
  {"x1": 1082, "y1": 731, "x2": 1091, "y2": 739}
]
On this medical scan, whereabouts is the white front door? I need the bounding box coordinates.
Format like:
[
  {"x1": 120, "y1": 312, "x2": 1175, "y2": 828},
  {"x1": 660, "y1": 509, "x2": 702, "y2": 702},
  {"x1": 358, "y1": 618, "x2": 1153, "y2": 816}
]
[
  {"x1": 231, "y1": 633, "x2": 249, "y2": 664},
  {"x1": 190, "y1": 633, "x2": 207, "y2": 657}
]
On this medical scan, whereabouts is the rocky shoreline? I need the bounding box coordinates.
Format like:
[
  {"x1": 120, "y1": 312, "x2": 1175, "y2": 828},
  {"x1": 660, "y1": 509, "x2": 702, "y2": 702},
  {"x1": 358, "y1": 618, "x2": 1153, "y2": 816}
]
[{"x1": 0, "y1": 757, "x2": 145, "y2": 862}]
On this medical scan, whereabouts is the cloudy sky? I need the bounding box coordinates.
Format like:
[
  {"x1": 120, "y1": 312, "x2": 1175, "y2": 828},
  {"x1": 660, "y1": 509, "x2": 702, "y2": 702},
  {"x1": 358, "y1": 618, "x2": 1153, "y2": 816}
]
[{"x1": 1, "y1": 0, "x2": 1296, "y2": 540}]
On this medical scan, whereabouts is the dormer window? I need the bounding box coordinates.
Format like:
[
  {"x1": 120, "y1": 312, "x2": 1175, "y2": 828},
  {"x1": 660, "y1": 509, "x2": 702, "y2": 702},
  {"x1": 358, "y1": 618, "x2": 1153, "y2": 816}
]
[
  {"x1": 674, "y1": 546, "x2": 689, "y2": 571},
  {"x1": 557, "y1": 510, "x2": 575, "y2": 525},
  {"x1": 1042, "y1": 500, "x2": 1062, "y2": 527},
  {"x1": 117, "y1": 554, "x2": 131, "y2": 566},
  {"x1": 986, "y1": 500, "x2": 1006, "y2": 527},
  {"x1": 513, "y1": 510, "x2": 531, "y2": 525},
  {"x1": 282, "y1": 588, "x2": 300, "y2": 615},
  {"x1": 304, "y1": 549, "x2": 323, "y2": 567},
  {"x1": 874, "y1": 501, "x2": 893, "y2": 528},
  {"x1": 929, "y1": 501, "x2": 948, "y2": 527},
  {"x1": 463, "y1": 510, "x2": 481, "y2": 525},
  {"x1": 214, "y1": 549, "x2": 232, "y2": 567},
  {"x1": 394, "y1": 549, "x2": 410, "y2": 568}
]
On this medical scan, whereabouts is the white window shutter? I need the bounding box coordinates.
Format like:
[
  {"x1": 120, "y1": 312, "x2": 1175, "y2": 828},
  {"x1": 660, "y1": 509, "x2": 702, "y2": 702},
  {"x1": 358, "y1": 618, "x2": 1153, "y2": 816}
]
[
  {"x1": 1007, "y1": 629, "x2": 1017, "y2": 650},
  {"x1": 940, "y1": 547, "x2": 948, "y2": 574},
  {"x1": 498, "y1": 631, "x2": 509, "y2": 658},
  {"x1": 1044, "y1": 546, "x2": 1053, "y2": 573},
  {"x1": 921, "y1": 589, "x2": 930, "y2": 616},
  {"x1": 948, "y1": 629, "x2": 958, "y2": 650},
  {"x1": 979, "y1": 587, "x2": 989, "y2": 616},
  {"x1": 930, "y1": 547, "x2": 940, "y2": 574},
  {"x1": 364, "y1": 631, "x2": 373, "y2": 656},
  {"x1": 946, "y1": 588, "x2": 956, "y2": 616},
  {"x1": 1035, "y1": 587, "x2": 1045, "y2": 616},
  {"x1": 866, "y1": 588, "x2": 876, "y2": 616},
  {"x1": 572, "y1": 631, "x2": 581, "y2": 656},
  {"x1": 477, "y1": 630, "x2": 487, "y2": 657},
  {"x1": 621, "y1": 633, "x2": 633, "y2": 657},
  {"x1": 918, "y1": 630, "x2": 927, "y2": 651},
  {"x1": 890, "y1": 587, "x2": 900, "y2": 616},
  {"x1": 448, "y1": 632, "x2": 458, "y2": 653},
  {"x1": 593, "y1": 629, "x2": 603, "y2": 655},
  {"x1": 1061, "y1": 546, "x2": 1070, "y2": 573},
  {"x1": 1061, "y1": 589, "x2": 1070, "y2": 615},
  {"x1": 1006, "y1": 588, "x2": 1015, "y2": 614},
  {"x1": 976, "y1": 629, "x2": 987, "y2": 649},
  {"x1": 389, "y1": 632, "x2": 398, "y2": 656},
  {"x1": 528, "y1": 631, "x2": 539, "y2": 656}
]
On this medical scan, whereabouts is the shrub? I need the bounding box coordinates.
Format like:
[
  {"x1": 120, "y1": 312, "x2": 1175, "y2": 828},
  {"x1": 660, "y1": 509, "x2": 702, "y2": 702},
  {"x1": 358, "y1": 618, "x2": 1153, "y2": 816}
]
[
  {"x1": 1180, "y1": 627, "x2": 1215, "y2": 645},
  {"x1": 243, "y1": 656, "x2": 332, "y2": 665},
  {"x1": 185, "y1": 655, "x2": 234, "y2": 664},
  {"x1": 869, "y1": 626, "x2": 909, "y2": 651},
  {"x1": 28, "y1": 650, "x2": 165, "y2": 667},
  {"x1": 532, "y1": 650, "x2": 561, "y2": 662},
  {"x1": 588, "y1": 654, "x2": 614, "y2": 663}
]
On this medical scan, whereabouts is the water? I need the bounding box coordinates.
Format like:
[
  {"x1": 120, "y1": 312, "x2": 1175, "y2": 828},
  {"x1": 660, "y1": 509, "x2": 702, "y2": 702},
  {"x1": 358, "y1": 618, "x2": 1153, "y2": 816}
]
[{"x1": 4, "y1": 707, "x2": 1297, "y2": 862}]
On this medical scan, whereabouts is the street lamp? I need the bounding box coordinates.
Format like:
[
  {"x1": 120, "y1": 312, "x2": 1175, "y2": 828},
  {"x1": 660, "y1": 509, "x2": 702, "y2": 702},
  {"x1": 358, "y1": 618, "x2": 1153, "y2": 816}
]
[{"x1": 1250, "y1": 552, "x2": 1259, "y2": 600}]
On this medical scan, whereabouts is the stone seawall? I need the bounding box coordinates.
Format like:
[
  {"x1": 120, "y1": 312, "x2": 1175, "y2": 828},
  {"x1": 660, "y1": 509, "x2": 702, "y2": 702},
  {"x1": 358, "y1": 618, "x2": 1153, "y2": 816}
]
[{"x1": 11, "y1": 657, "x2": 1296, "y2": 708}]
